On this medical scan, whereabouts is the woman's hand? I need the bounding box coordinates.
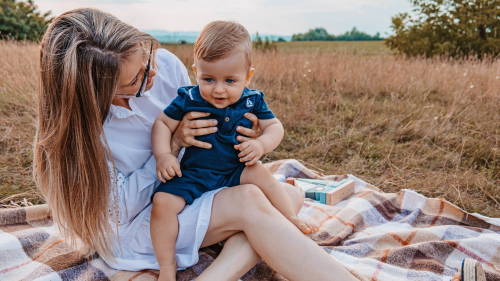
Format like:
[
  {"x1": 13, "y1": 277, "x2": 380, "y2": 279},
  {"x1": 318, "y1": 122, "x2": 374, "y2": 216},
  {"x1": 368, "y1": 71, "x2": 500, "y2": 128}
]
[
  {"x1": 170, "y1": 112, "x2": 259, "y2": 156},
  {"x1": 236, "y1": 113, "x2": 259, "y2": 143},
  {"x1": 171, "y1": 112, "x2": 218, "y2": 155}
]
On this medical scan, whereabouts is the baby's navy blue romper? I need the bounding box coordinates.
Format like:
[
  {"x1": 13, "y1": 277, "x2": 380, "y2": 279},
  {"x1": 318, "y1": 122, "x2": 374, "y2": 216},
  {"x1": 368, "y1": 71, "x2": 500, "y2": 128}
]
[{"x1": 153, "y1": 85, "x2": 276, "y2": 204}]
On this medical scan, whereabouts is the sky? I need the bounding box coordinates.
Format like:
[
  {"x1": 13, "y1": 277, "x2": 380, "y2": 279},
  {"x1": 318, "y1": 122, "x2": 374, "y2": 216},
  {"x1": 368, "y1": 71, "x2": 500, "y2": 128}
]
[{"x1": 34, "y1": 0, "x2": 414, "y2": 36}]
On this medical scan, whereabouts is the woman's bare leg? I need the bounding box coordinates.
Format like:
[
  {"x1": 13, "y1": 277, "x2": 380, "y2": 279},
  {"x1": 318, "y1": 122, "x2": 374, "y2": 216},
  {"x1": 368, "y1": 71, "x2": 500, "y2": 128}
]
[
  {"x1": 202, "y1": 184, "x2": 357, "y2": 281},
  {"x1": 196, "y1": 232, "x2": 260, "y2": 280},
  {"x1": 198, "y1": 184, "x2": 303, "y2": 281}
]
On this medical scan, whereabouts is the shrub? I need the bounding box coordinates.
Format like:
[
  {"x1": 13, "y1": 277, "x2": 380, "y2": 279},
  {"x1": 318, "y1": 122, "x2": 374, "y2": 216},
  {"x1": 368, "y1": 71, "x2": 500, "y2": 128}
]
[
  {"x1": 0, "y1": 0, "x2": 52, "y2": 41},
  {"x1": 253, "y1": 33, "x2": 277, "y2": 52},
  {"x1": 385, "y1": 0, "x2": 500, "y2": 58}
]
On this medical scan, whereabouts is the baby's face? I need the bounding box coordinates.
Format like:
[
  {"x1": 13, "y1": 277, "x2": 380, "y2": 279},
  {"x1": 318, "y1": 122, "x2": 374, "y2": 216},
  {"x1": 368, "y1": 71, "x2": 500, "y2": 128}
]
[{"x1": 194, "y1": 51, "x2": 253, "y2": 109}]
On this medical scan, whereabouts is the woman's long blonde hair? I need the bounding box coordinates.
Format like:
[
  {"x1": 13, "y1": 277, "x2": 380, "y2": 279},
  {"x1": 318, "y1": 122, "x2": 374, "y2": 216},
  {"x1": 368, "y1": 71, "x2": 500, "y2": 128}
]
[{"x1": 34, "y1": 8, "x2": 159, "y2": 260}]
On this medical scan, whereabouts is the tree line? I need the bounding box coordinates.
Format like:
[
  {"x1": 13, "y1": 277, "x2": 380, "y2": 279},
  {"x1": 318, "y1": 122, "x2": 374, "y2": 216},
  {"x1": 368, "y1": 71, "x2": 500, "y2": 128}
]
[{"x1": 291, "y1": 27, "x2": 383, "y2": 42}]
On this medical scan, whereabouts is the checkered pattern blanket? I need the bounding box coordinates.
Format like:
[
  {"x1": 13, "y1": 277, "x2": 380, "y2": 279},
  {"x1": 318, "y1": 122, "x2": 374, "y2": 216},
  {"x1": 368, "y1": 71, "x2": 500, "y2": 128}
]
[{"x1": 1, "y1": 159, "x2": 500, "y2": 280}]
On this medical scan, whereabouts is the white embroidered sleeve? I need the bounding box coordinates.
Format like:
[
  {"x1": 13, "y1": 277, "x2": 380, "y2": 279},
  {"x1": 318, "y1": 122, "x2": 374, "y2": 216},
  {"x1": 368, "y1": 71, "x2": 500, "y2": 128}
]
[
  {"x1": 108, "y1": 161, "x2": 126, "y2": 225},
  {"x1": 107, "y1": 155, "x2": 158, "y2": 225}
]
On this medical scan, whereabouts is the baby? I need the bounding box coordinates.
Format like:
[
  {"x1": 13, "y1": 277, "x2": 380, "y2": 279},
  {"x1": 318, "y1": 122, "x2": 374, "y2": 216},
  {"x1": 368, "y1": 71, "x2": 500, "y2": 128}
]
[{"x1": 150, "y1": 21, "x2": 318, "y2": 280}]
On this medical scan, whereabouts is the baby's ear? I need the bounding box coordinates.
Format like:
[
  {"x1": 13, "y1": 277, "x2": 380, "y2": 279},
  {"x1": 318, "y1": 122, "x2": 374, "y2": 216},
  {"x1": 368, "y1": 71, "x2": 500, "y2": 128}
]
[
  {"x1": 245, "y1": 68, "x2": 255, "y2": 87},
  {"x1": 192, "y1": 64, "x2": 198, "y2": 77}
]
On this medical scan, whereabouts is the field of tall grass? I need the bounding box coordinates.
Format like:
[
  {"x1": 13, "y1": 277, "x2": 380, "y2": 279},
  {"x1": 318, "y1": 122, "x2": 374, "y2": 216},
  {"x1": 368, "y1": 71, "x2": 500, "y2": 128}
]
[{"x1": 1, "y1": 40, "x2": 500, "y2": 217}]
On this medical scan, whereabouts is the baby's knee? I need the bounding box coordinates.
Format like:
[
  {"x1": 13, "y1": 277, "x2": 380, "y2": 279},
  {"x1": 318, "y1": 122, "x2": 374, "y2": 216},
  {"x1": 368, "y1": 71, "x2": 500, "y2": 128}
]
[
  {"x1": 152, "y1": 192, "x2": 186, "y2": 215},
  {"x1": 247, "y1": 161, "x2": 266, "y2": 172},
  {"x1": 242, "y1": 161, "x2": 272, "y2": 181}
]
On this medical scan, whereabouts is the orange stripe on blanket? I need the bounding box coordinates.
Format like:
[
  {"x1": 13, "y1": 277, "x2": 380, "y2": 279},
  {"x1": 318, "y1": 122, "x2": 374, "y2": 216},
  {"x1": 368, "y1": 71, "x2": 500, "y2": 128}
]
[
  {"x1": 0, "y1": 260, "x2": 32, "y2": 274},
  {"x1": 129, "y1": 269, "x2": 159, "y2": 281},
  {"x1": 371, "y1": 249, "x2": 391, "y2": 281},
  {"x1": 303, "y1": 202, "x2": 370, "y2": 235},
  {"x1": 358, "y1": 191, "x2": 375, "y2": 199},
  {"x1": 429, "y1": 199, "x2": 445, "y2": 227},
  {"x1": 0, "y1": 239, "x2": 66, "y2": 274},
  {"x1": 32, "y1": 239, "x2": 67, "y2": 261},
  {"x1": 389, "y1": 230, "x2": 418, "y2": 246}
]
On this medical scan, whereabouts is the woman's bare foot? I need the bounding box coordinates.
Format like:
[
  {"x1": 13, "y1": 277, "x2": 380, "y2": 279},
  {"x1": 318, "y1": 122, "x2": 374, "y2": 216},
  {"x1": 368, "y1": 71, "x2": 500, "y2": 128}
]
[
  {"x1": 158, "y1": 262, "x2": 177, "y2": 281},
  {"x1": 289, "y1": 217, "x2": 319, "y2": 234}
]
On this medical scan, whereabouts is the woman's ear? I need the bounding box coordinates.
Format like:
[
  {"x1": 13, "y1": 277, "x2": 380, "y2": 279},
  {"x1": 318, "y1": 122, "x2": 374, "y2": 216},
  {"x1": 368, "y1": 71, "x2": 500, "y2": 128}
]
[{"x1": 245, "y1": 68, "x2": 255, "y2": 87}]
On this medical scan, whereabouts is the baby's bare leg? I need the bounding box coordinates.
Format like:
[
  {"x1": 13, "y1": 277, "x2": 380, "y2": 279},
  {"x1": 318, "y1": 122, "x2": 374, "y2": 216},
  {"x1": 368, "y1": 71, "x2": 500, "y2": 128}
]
[
  {"x1": 240, "y1": 162, "x2": 319, "y2": 234},
  {"x1": 151, "y1": 193, "x2": 186, "y2": 281}
]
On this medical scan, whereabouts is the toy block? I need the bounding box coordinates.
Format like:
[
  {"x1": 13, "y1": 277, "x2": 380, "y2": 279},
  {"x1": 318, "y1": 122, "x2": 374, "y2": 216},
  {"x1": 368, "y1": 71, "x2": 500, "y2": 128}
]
[
  {"x1": 294, "y1": 178, "x2": 355, "y2": 205},
  {"x1": 325, "y1": 180, "x2": 355, "y2": 206},
  {"x1": 286, "y1": 177, "x2": 296, "y2": 185}
]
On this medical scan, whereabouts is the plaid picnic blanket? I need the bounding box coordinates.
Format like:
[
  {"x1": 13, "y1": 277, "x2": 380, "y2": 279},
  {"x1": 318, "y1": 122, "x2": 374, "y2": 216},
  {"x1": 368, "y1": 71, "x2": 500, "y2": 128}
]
[{"x1": 1, "y1": 159, "x2": 500, "y2": 281}]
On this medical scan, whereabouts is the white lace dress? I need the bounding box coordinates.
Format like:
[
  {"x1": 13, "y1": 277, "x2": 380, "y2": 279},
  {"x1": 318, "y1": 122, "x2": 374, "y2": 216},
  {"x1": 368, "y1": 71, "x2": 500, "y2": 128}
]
[{"x1": 102, "y1": 48, "x2": 227, "y2": 271}]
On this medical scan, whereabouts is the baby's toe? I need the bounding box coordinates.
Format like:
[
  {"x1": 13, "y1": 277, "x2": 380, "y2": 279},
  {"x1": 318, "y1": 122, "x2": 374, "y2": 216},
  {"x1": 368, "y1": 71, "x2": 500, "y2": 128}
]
[
  {"x1": 311, "y1": 222, "x2": 320, "y2": 232},
  {"x1": 306, "y1": 222, "x2": 317, "y2": 233},
  {"x1": 298, "y1": 223, "x2": 311, "y2": 234}
]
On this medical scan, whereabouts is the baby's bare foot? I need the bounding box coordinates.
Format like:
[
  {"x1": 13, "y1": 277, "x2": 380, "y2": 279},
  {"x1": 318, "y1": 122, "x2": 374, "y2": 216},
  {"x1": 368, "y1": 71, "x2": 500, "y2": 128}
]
[
  {"x1": 289, "y1": 217, "x2": 319, "y2": 234},
  {"x1": 451, "y1": 271, "x2": 461, "y2": 281}
]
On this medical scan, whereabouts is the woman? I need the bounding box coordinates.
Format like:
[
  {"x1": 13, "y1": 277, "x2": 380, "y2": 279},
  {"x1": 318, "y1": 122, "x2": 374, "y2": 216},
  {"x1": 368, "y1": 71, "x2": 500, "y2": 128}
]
[{"x1": 34, "y1": 8, "x2": 357, "y2": 281}]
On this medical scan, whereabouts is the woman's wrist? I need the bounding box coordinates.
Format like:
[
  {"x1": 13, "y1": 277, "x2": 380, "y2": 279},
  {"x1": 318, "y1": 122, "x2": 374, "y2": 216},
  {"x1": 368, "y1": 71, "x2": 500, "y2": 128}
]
[{"x1": 170, "y1": 139, "x2": 182, "y2": 157}]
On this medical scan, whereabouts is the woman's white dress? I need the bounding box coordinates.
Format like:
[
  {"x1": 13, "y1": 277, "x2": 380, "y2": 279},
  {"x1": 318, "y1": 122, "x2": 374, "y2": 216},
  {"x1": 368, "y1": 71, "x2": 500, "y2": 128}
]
[{"x1": 102, "y1": 48, "x2": 226, "y2": 271}]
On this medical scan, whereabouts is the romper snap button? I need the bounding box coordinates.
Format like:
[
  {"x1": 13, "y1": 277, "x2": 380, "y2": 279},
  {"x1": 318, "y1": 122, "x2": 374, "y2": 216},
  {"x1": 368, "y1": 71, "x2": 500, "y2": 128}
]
[{"x1": 225, "y1": 117, "x2": 230, "y2": 122}]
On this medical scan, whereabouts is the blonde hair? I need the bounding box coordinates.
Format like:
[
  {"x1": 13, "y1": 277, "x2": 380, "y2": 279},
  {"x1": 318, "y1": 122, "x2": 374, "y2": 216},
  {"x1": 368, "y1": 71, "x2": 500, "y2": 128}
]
[
  {"x1": 194, "y1": 20, "x2": 252, "y2": 67},
  {"x1": 34, "y1": 8, "x2": 159, "y2": 261}
]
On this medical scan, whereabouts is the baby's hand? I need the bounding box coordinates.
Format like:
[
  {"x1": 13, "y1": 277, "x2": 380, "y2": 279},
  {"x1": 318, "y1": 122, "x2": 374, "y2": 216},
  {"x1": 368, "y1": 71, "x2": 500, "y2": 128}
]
[
  {"x1": 156, "y1": 153, "x2": 182, "y2": 183},
  {"x1": 234, "y1": 140, "x2": 264, "y2": 166}
]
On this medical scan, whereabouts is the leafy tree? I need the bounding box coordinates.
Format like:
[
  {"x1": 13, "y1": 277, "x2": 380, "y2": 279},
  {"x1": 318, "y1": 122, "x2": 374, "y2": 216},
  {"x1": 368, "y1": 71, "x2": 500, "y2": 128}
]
[
  {"x1": 0, "y1": 0, "x2": 52, "y2": 41},
  {"x1": 385, "y1": 0, "x2": 500, "y2": 58},
  {"x1": 277, "y1": 37, "x2": 286, "y2": 42},
  {"x1": 291, "y1": 27, "x2": 383, "y2": 41}
]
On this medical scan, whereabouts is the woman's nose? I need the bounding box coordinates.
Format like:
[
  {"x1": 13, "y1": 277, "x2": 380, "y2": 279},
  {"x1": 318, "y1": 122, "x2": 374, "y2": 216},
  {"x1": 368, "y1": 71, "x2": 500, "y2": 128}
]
[{"x1": 149, "y1": 67, "x2": 157, "y2": 78}]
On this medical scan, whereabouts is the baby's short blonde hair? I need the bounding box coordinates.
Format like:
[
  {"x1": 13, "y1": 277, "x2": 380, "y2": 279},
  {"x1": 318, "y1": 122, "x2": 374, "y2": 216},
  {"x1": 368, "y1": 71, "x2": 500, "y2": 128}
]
[{"x1": 194, "y1": 20, "x2": 252, "y2": 68}]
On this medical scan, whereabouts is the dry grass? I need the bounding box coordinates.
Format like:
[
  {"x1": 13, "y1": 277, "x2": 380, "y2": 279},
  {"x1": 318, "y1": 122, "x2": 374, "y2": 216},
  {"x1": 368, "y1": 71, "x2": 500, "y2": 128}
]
[
  {"x1": 0, "y1": 41, "x2": 42, "y2": 207},
  {"x1": 2, "y1": 40, "x2": 500, "y2": 217}
]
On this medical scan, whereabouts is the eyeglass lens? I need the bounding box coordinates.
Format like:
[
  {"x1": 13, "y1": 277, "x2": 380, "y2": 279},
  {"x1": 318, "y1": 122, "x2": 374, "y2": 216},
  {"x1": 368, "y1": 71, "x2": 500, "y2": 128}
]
[{"x1": 135, "y1": 44, "x2": 153, "y2": 97}]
